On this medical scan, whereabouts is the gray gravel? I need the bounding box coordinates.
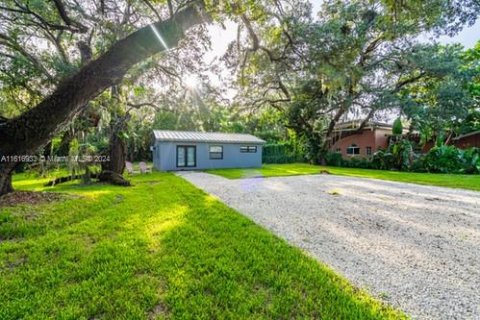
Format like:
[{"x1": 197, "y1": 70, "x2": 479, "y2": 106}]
[{"x1": 178, "y1": 171, "x2": 480, "y2": 320}]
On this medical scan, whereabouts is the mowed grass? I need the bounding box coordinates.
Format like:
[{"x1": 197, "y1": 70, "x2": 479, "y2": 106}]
[
  {"x1": 207, "y1": 163, "x2": 480, "y2": 191},
  {"x1": 0, "y1": 172, "x2": 405, "y2": 319}
]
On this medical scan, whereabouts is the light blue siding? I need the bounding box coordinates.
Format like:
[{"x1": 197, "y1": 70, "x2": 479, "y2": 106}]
[{"x1": 153, "y1": 141, "x2": 263, "y2": 171}]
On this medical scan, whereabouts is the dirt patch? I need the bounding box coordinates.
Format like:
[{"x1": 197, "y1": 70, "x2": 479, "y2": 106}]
[
  {"x1": 148, "y1": 302, "x2": 168, "y2": 319},
  {"x1": 113, "y1": 194, "x2": 124, "y2": 204},
  {"x1": 0, "y1": 191, "x2": 67, "y2": 208},
  {"x1": 3, "y1": 255, "x2": 27, "y2": 271}
]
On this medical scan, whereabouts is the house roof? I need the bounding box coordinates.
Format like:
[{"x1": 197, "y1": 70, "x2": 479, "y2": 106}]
[
  {"x1": 453, "y1": 130, "x2": 480, "y2": 141},
  {"x1": 334, "y1": 120, "x2": 393, "y2": 132},
  {"x1": 153, "y1": 130, "x2": 266, "y2": 144}
]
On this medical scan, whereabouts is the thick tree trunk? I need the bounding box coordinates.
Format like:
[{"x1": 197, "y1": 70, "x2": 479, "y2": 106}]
[
  {"x1": 43, "y1": 141, "x2": 53, "y2": 157},
  {"x1": 103, "y1": 134, "x2": 127, "y2": 174},
  {"x1": 0, "y1": 3, "x2": 208, "y2": 195},
  {"x1": 99, "y1": 85, "x2": 129, "y2": 184},
  {"x1": 99, "y1": 117, "x2": 129, "y2": 185},
  {"x1": 58, "y1": 130, "x2": 74, "y2": 156},
  {"x1": 0, "y1": 162, "x2": 16, "y2": 196}
]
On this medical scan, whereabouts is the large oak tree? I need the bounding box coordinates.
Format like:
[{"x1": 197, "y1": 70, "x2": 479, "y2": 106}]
[
  {"x1": 0, "y1": 0, "x2": 209, "y2": 195},
  {"x1": 226, "y1": 0, "x2": 479, "y2": 162}
]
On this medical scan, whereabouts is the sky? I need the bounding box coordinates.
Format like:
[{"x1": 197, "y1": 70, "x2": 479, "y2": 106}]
[
  {"x1": 309, "y1": 0, "x2": 480, "y2": 48},
  {"x1": 426, "y1": 20, "x2": 480, "y2": 48}
]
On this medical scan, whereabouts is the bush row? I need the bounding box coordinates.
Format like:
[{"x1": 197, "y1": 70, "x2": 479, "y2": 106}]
[
  {"x1": 263, "y1": 143, "x2": 304, "y2": 164},
  {"x1": 326, "y1": 145, "x2": 480, "y2": 174}
]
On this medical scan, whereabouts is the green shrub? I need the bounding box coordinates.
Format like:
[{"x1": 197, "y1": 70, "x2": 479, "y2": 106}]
[
  {"x1": 410, "y1": 155, "x2": 427, "y2": 172},
  {"x1": 263, "y1": 144, "x2": 304, "y2": 164},
  {"x1": 343, "y1": 157, "x2": 373, "y2": 169},
  {"x1": 325, "y1": 144, "x2": 479, "y2": 175},
  {"x1": 370, "y1": 139, "x2": 414, "y2": 171},
  {"x1": 390, "y1": 139, "x2": 414, "y2": 170},
  {"x1": 423, "y1": 145, "x2": 463, "y2": 173},
  {"x1": 461, "y1": 148, "x2": 480, "y2": 174},
  {"x1": 325, "y1": 152, "x2": 343, "y2": 167},
  {"x1": 371, "y1": 150, "x2": 395, "y2": 170}
]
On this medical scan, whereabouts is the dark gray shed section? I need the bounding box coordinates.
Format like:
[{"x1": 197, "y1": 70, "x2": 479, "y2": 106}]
[{"x1": 152, "y1": 130, "x2": 266, "y2": 171}]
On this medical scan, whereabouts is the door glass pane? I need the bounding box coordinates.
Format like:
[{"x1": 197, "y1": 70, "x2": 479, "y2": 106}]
[
  {"x1": 177, "y1": 147, "x2": 185, "y2": 166},
  {"x1": 187, "y1": 147, "x2": 195, "y2": 166}
]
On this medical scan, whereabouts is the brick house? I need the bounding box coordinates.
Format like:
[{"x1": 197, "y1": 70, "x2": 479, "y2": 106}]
[
  {"x1": 329, "y1": 121, "x2": 394, "y2": 158},
  {"x1": 330, "y1": 121, "x2": 480, "y2": 159}
]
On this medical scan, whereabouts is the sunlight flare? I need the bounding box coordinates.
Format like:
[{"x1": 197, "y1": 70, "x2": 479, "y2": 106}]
[
  {"x1": 184, "y1": 74, "x2": 200, "y2": 89},
  {"x1": 150, "y1": 25, "x2": 169, "y2": 50}
]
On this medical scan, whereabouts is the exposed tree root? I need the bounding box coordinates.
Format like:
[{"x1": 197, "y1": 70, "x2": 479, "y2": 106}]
[
  {"x1": 98, "y1": 170, "x2": 131, "y2": 186},
  {"x1": 44, "y1": 171, "x2": 130, "y2": 187},
  {"x1": 44, "y1": 174, "x2": 93, "y2": 186}
]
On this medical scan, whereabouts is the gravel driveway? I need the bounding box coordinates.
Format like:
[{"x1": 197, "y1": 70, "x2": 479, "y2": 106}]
[{"x1": 178, "y1": 172, "x2": 480, "y2": 320}]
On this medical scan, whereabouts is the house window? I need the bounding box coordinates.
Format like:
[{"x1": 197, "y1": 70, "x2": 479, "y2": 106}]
[
  {"x1": 240, "y1": 146, "x2": 257, "y2": 153},
  {"x1": 336, "y1": 148, "x2": 341, "y2": 153},
  {"x1": 209, "y1": 145, "x2": 223, "y2": 159},
  {"x1": 346, "y1": 144, "x2": 360, "y2": 155},
  {"x1": 366, "y1": 147, "x2": 372, "y2": 156},
  {"x1": 177, "y1": 146, "x2": 196, "y2": 167}
]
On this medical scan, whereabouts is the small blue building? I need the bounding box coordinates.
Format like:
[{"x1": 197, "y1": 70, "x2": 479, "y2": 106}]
[{"x1": 152, "y1": 130, "x2": 266, "y2": 171}]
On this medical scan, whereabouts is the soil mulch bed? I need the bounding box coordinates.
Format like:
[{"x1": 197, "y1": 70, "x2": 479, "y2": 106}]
[{"x1": 0, "y1": 191, "x2": 66, "y2": 208}]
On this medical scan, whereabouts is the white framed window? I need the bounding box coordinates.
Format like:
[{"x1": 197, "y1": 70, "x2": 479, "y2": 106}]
[
  {"x1": 209, "y1": 145, "x2": 223, "y2": 159},
  {"x1": 240, "y1": 146, "x2": 257, "y2": 153},
  {"x1": 346, "y1": 144, "x2": 360, "y2": 155}
]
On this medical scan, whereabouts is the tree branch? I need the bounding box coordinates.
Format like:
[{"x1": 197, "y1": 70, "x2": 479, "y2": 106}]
[
  {"x1": 0, "y1": 33, "x2": 54, "y2": 81},
  {"x1": 5, "y1": 0, "x2": 87, "y2": 33},
  {"x1": 50, "y1": 0, "x2": 88, "y2": 33},
  {"x1": 354, "y1": 108, "x2": 377, "y2": 133},
  {"x1": 358, "y1": 36, "x2": 383, "y2": 67},
  {"x1": 141, "y1": 0, "x2": 162, "y2": 21},
  {"x1": 394, "y1": 72, "x2": 426, "y2": 92},
  {"x1": 0, "y1": 2, "x2": 210, "y2": 155},
  {"x1": 240, "y1": 14, "x2": 282, "y2": 62}
]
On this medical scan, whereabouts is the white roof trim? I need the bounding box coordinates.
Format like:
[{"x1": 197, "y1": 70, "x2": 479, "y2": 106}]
[{"x1": 453, "y1": 130, "x2": 480, "y2": 141}]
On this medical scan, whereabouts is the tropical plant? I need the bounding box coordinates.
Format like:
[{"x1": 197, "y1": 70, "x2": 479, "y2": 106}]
[
  {"x1": 392, "y1": 118, "x2": 403, "y2": 136},
  {"x1": 460, "y1": 147, "x2": 480, "y2": 174},
  {"x1": 390, "y1": 139, "x2": 414, "y2": 170},
  {"x1": 372, "y1": 149, "x2": 396, "y2": 170}
]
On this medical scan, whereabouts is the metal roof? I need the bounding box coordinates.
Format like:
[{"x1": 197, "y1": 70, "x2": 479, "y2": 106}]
[{"x1": 153, "y1": 130, "x2": 266, "y2": 144}]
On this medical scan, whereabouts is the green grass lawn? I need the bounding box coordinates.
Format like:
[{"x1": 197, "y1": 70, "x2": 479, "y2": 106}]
[
  {"x1": 206, "y1": 163, "x2": 480, "y2": 191},
  {"x1": 0, "y1": 172, "x2": 405, "y2": 319}
]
